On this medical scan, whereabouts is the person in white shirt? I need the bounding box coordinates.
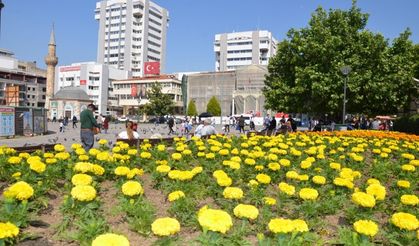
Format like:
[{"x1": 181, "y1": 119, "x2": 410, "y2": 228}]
[
  {"x1": 195, "y1": 118, "x2": 217, "y2": 138},
  {"x1": 118, "y1": 121, "x2": 139, "y2": 139}
]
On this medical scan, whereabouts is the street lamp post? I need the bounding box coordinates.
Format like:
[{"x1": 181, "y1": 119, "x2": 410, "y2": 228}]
[{"x1": 340, "y1": 66, "x2": 351, "y2": 124}]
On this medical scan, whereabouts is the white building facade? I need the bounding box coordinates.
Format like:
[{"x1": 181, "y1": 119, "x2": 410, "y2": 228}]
[
  {"x1": 113, "y1": 75, "x2": 183, "y2": 115},
  {"x1": 57, "y1": 62, "x2": 129, "y2": 114},
  {"x1": 214, "y1": 30, "x2": 278, "y2": 71},
  {"x1": 95, "y1": 0, "x2": 169, "y2": 77}
]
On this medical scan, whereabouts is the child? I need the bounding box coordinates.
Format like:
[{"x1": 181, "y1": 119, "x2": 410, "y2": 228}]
[{"x1": 59, "y1": 121, "x2": 64, "y2": 132}]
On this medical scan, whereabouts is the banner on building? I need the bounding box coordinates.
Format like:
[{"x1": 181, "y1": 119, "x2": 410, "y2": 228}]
[
  {"x1": 141, "y1": 84, "x2": 147, "y2": 98},
  {"x1": 80, "y1": 80, "x2": 87, "y2": 85},
  {"x1": 0, "y1": 107, "x2": 15, "y2": 137},
  {"x1": 60, "y1": 66, "x2": 81, "y2": 72},
  {"x1": 144, "y1": 62, "x2": 160, "y2": 75},
  {"x1": 131, "y1": 84, "x2": 138, "y2": 97},
  {"x1": 23, "y1": 111, "x2": 33, "y2": 136},
  {"x1": 5, "y1": 86, "x2": 19, "y2": 106}
]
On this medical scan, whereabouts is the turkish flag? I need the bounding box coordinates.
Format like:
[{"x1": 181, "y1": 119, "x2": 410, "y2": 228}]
[
  {"x1": 144, "y1": 61, "x2": 160, "y2": 75},
  {"x1": 131, "y1": 84, "x2": 138, "y2": 96}
]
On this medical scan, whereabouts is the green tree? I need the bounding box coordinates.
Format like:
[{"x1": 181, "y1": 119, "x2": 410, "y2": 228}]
[
  {"x1": 140, "y1": 82, "x2": 173, "y2": 116},
  {"x1": 187, "y1": 100, "x2": 198, "y2": 116},
  {"x1": 264, "y1": 1, "x2": 417, "y2": 117},
  {"x1": 206, "y1": 96, "x2": 221, "y2": 116}
]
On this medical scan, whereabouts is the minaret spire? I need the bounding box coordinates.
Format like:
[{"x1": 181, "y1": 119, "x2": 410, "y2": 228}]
[{"x1": 45, "y1": 24, "x2": 58, "y2": 112}]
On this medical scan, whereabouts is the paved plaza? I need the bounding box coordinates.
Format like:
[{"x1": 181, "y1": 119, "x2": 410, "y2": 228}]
[{"x1": 1, "y1": 122, "x2": 263, "y2": 149}]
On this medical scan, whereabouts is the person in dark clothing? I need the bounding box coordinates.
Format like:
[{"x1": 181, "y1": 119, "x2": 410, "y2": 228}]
[
  {"x1": 72, "y1": 115, "x2": 78, "y2": 128},
  {"x1": 80, "y1": 104, "x2": 99, "y2": 151},
  {"x1": 168, "y1": 117, "x2": 175, "y2": 135},
  {"x1": 289, "y1": 117, "x2": 297, "y2": 132},
  {"x1": 238, "y1": 115, "x2": 245, "y2": 133},
  {"x1": 249, "y1": 118, "x2": 255, "y2": 131}
]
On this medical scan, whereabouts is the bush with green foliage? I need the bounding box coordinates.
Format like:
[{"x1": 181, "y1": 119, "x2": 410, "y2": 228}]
[
  {"x1": 393, "y1": 114, "x2": 419, "y2": 134},
  {"x1": 187, "y1": 100, "x2": 198, "y2": 116},
  {"x1": 206, "y1": 96, "x2": 221, "y2": 116}
]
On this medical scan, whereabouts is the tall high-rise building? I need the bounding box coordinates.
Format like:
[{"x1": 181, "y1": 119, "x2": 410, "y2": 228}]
[
  {"x1": 214, "y1": 30, "x2": 277, "y2": 71},
  {"x1": 95, "y1": 0, "x2": 169, "y2": 77}
]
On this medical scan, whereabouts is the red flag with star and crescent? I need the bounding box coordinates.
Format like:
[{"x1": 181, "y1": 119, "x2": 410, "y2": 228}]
[{"x1": 144, "y1": 62, "x2": 160, "y2": 75}]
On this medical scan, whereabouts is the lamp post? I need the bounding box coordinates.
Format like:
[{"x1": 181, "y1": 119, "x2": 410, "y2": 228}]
[
  {"x1": 0, "y1": 0, "x2": 4, "y2": 37},
  {"x1": 340, "y1": 66, "x2": 351, "y2": 124}
]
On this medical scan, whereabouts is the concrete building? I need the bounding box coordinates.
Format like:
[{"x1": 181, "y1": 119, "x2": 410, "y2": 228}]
[
  {"x1": 187, "y1": 65, "x2": 268, "y2": 116},
  {"x1": 113, "y1": 74, "x2": 183, "y2": 115},
  {"x1": 57, "y1": 62, "x2": 129, "y2": 115},
  {"x1": 214, "y1": 30, "x2": 277, "y2": 71},
  {"x1": 0, "y1": 49, "x2": 47, "y2": 107},
  {"x1": 95, "y1": 0, "x2": 169, "y2": 77}
]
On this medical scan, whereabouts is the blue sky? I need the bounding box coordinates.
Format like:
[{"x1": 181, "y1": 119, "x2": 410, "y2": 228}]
[{"x1": 1, "y1": 0, "x2": 418, "y2": 73}]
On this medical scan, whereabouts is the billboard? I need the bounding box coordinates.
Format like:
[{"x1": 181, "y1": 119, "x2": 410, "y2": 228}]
[{"x1": 0, "y1": 107, "x2": 15, "y2": 137}]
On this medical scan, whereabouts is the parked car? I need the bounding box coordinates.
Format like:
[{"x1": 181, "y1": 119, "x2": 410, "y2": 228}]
[{"x1": 117, "y1": 116, "x2": 128, "y2": 122}]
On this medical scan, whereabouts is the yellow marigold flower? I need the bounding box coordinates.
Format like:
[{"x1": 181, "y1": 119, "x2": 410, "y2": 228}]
[
  {"x1": 198, "y1": 206, "x2": 233, "y2": 234},
  {"x1": 89, "y1": 148, "x2": 100, "y2": 156},
  {"x1": 300, "y1": 160, "x2": 312, "y2": 169},
  {"x1": 43, "y1": 152, "x2": 54, "y2": 158},
  {"x1": 372, "y1": 149, "x2": 381, "y2": 154},
  {"x1": 286, "y1": 171, "x2": 299, "y2": 180},
  {"x1": 197, "y1": 152, "x2": 205, "y2": 157},
  {"x1": 140, "y1": 151, "x2": 151, "y2": 159},
  {"x1": 217, "y1": 177, "x2": 232, "y2": 187},
  {"x1": 401, "y1": 195, "x2": 419, "y2": 206},
  {"x1": 401, "y1": 153, "x2": 415, "y2": 160},
  {"x1": 233, "y1": 204, "x2": 259, "y2": 220},
  {"x1": 268, "y1": 218, "x2": 308, "y2": 234},
  {"x1": 54, "y1": 144, "x2": 65, "y2": 152},
  {"x1": 7, "y1": 156, "x2": 22, "y2": 164},
  {"x1": 268, "y1": 153, "x2": 278, "y2": 161},
  {"x1": 157, "y1": 144, "x2": 166, "y2": 151},
  {"x1": 168, "y1": 190, "x2": 185, "y2": 202},
  {"x1": 151, "y1": 217, "x2": 180, "y2": 236},
  {"x1": 205, "y1": 153, "x2": 215, "y2": 159},
  {"x1": 92, "y1": 233, "x2": 130, "y2": 246},
  {"x1": 312, "y1": 176, "x2": 326, "y2": 185},
  {"x1": 71, "y1": 174, "x2": 93, "y2": 186},
  {"x1": 391, "y1": 212, "x2": 418, "y2": 231},
  {"x1": 55, "y1": 152, "x2": 70, "y2": 160},
  {"x1": 397, "y1": 180, "x2": 411, "y2": 188},
  {"x1": 268, "y1": 162, "x2": 280, "y2": 171},
  {"x1": 71, "y1": 143, "x2": 82, "y2": 149},
  {"x1": 78, "y1": 154, "x2": 89, "y2": 161},
  {"x1": 244, "y1": 158, "x2": 256, "y2": 165},
  {"x1": 96, "y1": 151, "x2": 112, "y2": 161},
  {"x1": 121, "y1": 181, "x2": 144, "y2": 197},
  {"x1": 29, "y1": 160, "x2": 46, "y2": 173},
  {"x1": 330, "y1": 162, "x2": 341, "y2": 170},
  {"x1": 115, "y1": 166, "x2": 130, "y2": 176},
  {"x1": 223, "y1": 187, "x2": 244, "y2": 199},
  {"x1": 353, "y1": 220, "x2": 378, "y2": 237},
  {"x1": 279, "y1": 159, "x2": 291, "y2": 167},
  {"x1": 263, "y1": 197, "x2": 277, "y2": 206},
  {"x1": 231, "y1": 156, "x2": 242, "y2": 163},
  {"x1": 299, "y1": 188, "x2": 319, "y2": 200},
  {"x1": 16, "y1": 153, "x2": 27, "y2": 159},
  {"x1": 366, "y1": 184, "x2": 386, "y2": 201},
  {"x1": 333, "y1": 177, "x2": 354, "y2": 189},
  {"x1": 229, "y1": 162, "x2": 241, "y2": 170},
  {"x1": 248, "y1": 179, "x2": 259, "y2": 187},
  {"x1": 410, "y1": 160, "x2": 419, "y2": 166},
  {"x1": 380, "y1": 153, "x2": 388, "y2": 158},
  {"x1": 98, "y1": 139, "x2": 108, "y2": 145},
  {"x1": 278, "y1": 182, "x2": 295, "y2": 196},
  {"x1": 182, "y1": 149, "x2": 192, "y2": 155},
  {"x1": 297, "y1": 174, "x2": 309, "y2": 181},
  {"x1": 71, "y1": 185, "x2": 96, "y2": 202},
  {"x1": 367, "y1": 178, "x2": 381, "y2": 185},
  {"x1": 3, "y1": 181, "x2": 34, "y2": 200},
  {"x1": 213, "y1": 170, "x2": 228, "y2": 179},
  {"x1": 127, "y1": 149, "x2": 137, "y2": 156},
  {"x1": 191, "y1": 166, "x2": 203, "y2": 175},
  {"x1": 255, "y1": 165, "x2": 264, "y2": 171},
  {"x1": 402, "y1": 164, "x2": 415, "y2": 172},
  {"x1": 256, "y1": 174, "x2": 271, "y2": 184},
  {"x1": 92, "y1": 164, "x2": 105, "y2": 176},
  {"x1": 352, "y1": 192, "x2": 376, "y2": 208},
  {"x1": 45, "y1": 158, "x2": 57, "y2": 164},
  {"x1": 0, "y1": 222, "x2": 19, "y2": 239},
  {"x1": 12, "y1": 172, "x2": 21, "y2": 178},
  {"x1": 112, "y1": 146, "x2": 121, "y2": 153}
]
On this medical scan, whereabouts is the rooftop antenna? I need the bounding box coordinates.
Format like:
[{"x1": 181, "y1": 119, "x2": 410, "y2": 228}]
[{"x1": 0, "y1": 0, "x2": 4, "y2": 38}]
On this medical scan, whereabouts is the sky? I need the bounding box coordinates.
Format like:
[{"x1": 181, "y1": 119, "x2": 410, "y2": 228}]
[{"x1": 1, "y1": 0, "x2": 418, "y2": 73}]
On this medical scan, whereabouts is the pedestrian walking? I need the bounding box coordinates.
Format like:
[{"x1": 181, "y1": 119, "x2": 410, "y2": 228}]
[
  {"x1": 80, "y1": 104, "x2": 99, "y2": 151},
  {"x1": 238, "y1": 115, "x2": 245, "y2": 134},
  {"x1": 103, "y1": 117, "x2": 109, "y2": 134},
  {"x1": 72, "y1": 115, "x2": 78, "y2": 128},
  {"x1": 168, "y1": 117, "x2": 175, "y2": 135}
]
